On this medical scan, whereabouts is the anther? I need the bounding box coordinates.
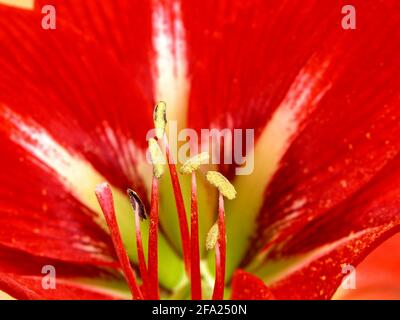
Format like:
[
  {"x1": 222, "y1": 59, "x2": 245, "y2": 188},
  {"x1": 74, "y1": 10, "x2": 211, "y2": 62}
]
[
  {"x1": 206, "y1": 171, "x2": 237, "y2": 200},
  {"x1": 153, "y1": 101, "x2": 167, "y2": 139},
  {"x1": 148, "y1": 138, "x2": 165, "y2": 179},
  {"x1": 180, "y1": 152, "x2": 210, "y2": 174},
  {"x1": 127, "y1": 189, "x2": 148, "y2": 221},
  {"x1": 206, "y1": 222, "x2": 219, "y2": 251}
]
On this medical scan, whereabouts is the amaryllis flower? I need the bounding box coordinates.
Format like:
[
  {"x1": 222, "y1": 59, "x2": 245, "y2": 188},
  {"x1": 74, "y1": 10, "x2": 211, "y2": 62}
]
[{"x1": 0, "y1": 0, "x2": 399, "y2": 300}]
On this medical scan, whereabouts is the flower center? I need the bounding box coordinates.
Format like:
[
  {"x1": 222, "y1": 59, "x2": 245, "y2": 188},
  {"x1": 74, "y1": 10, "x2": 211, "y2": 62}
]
[{"x1": 94, "y1": 102, "x2": 236, "y2": 300}]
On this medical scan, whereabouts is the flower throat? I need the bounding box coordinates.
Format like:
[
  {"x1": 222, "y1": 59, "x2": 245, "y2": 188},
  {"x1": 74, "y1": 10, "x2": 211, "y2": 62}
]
[{"x1": 95, "y1": 101, "x2": 236, "y2": 300}]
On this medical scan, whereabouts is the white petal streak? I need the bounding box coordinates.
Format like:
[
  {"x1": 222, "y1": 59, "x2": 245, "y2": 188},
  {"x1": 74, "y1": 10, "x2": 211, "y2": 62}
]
[
  {"x1": 152, "y1": 0, "x2": 189, "y2": 126},
  {"x1": 0, "y1": 106, "x2": 156, "y2": 259},
  {"x1": 226, "y1": 58, "x2": 333, "y2": 275},
  {"x1": 1, "y1": 105, "x2": 113, "y2": 218},
  {"x1": 0, "y1": 0, "x2": 33, "y2": 10},
  {"x1": 252, "y1": 57, "x2": 332, "y2": 189}
]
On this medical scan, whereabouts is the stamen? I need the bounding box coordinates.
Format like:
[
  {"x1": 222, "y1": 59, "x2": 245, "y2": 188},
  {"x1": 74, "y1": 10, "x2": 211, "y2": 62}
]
[
  {"x1": 163, "y1": 134, "x2": 191, "y2": 275},
  {"x1": 180, "y1": 153, "x2": 209, "y2": 299},
  {"x1": 148, "y1": 177, "x2": 160, "y2": 299},
  {"x1": 127, "y1": 189, "x2": 149, "y2": 297},
  {"x1": 212, "y1": 193, "x2": 226, "y2": 300},
  {"x1": 94, "y1": 102, "x2": 240, "y2": 301},
  {"x1": 180, "y1": 152, "x2": 210, "y2": 174},
  {"x1": 127, "y1": 189, "x2": 148, "y2": 221},
  {"x1": 206, "y1": 171, "x2": 237, "y2": 200},
  {"x1": 206, "y1": 222, "x2": 219, "y2": 251},
  {"x1": 189, "y1": 172, "x2": 202, "y2": 300},
  {"x1": 153, "y1": 101, "x2": 167, "y2": 139},
  {"x1": 205, "y1": 171, "x2": 233, "y2": 300},
  {"x1": 148, "y1": 138, "x2": 165, "y2": 179},
  {"x1": 95, "y1": 183, "x2": 143, "y2": 300}
]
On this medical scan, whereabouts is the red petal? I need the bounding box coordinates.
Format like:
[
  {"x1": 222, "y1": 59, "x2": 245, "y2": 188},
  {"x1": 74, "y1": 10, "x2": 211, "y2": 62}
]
[
  {"x1": 254, "y1": 153, "x2": 400, "y2": 299},
  {"x1": 335, "y1": 233, "x2": 400, "y2": 300},
  {"x1": 0, "y1": 273, "x2": 123, "y2": 300},
  {"x1": 0, "y1": 245, "x2": 113, "y2": 276},
  {"x1": 0, "y1": 5, "x2": 153, "y2": 266},
  {"x1": 231, "y1": 270, "x2": 274, "y2": 300},
  {"x1": 268, "y1": 226, "x2": 399, "y2": 300},
  {"x1": 181, "y1": 1, "x2": 344, "y2": 149},
  {"x1": 0, "y1": 5, "x2": 152, "y2": 190},
  {"x1": 183, "y1": 0, "x2": 400, "y2": 261},
  {"x1": 34, "y1": 0, "x2": 154, "y2": 100},
  {"x1": 179, "y1": 0, "x2": 400, "y2": 298},
  {"x1": 0, "y1": 274, "x2": 40, "y2": 300},
  {"x1": 0, "y1": 132, "x2": 117, "y2": 266},
  {"x1": 0, "y1": 246, "x2": 125, "y2": 300},
  {"x1": 266, "y1": 154, "x2": 400, "y2": 257}
]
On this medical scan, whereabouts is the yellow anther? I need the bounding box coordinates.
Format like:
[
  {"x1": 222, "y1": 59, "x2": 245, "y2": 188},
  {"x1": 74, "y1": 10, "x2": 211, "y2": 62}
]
[
  {"x1": 179, "y1": 152, "x2": 210, "y2": 174},
  {"x1": 206, "y1": 222, "x2": 219, "y2": 250},
  {"x1": 148, "y1": 138, "x2": 165, "y2": 178},
  {"x1": 153, "y1": 101, "x2": 167, "y2": 139},
  {"x1": 206, "y1": 171, "x2": 237, "y2": 200}
]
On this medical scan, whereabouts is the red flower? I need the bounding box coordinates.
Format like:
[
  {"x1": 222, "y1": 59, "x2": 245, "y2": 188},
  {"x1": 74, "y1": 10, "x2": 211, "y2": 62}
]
[{"x1": 0, "y1": 0, "x2": 399, "y2": 300}]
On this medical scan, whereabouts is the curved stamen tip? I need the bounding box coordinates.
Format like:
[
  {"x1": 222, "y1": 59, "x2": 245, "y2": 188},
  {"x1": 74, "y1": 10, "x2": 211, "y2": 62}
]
[
  {"x1": 153, "y1": 101, "x2": 167, "y2": 139},
  {"x1": 206, "y1": 171, "x2": 237, "y2": 200},
  {"x1": 95, "y1": 182, "x2": 110, "y2": 195},
  {"x1": 127, "y1": 189, "x2": 148, "y2": 221},
  {"x1": 95, "y1": 183, "x2": 114, "y2": 217},
  {"x1": 180, "y1": 152, "x2": 210, "y2": 174},
  {"x1": 149, "y1": 138, "x2": 165, "y2": 179},
  {"x1": 206, "y1": 222, "x2": 219, "y2": 250}
]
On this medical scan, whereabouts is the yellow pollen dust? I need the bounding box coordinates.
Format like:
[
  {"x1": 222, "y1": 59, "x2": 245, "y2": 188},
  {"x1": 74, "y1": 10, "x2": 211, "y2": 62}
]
[
  {"x1": 148, "y1": 138, "x2": 165, "y2": 178},
  {"x1": 206, "y1": 171, "x2": 237, "y2": 200},
  {"x1": 179, "y1": 152, "x2": 210, "y2": 174},
  {"x1": 205, "y1": 222, "x2": 219, "y2": 250},
  {"x1": 153, "y1": 101, "x2": 167, "y2": 139}
]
